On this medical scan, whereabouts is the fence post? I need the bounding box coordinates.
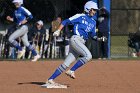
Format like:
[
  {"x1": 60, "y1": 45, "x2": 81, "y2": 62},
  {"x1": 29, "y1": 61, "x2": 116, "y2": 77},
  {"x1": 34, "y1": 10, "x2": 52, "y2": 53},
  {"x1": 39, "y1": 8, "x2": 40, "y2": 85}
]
[{"x1": 103, "y1": 0, "x2": 111, "y2": 59}]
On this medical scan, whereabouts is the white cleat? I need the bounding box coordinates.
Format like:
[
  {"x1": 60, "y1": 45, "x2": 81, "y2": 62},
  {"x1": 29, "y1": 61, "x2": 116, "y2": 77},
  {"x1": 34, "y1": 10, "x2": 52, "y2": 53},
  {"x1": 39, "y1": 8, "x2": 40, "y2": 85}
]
[
  {"x1": 65, "y1": 70, "x2": 76, "y2": 79},
  {"x1": 41, "y1": 79, "x2": 67, "y2": 88},
  {"x1": 17, "y1": 49, "x2": 25, "y2": 59},
  {"x1": 31, "y1": 54, "x2": 41, "y2": 62}
]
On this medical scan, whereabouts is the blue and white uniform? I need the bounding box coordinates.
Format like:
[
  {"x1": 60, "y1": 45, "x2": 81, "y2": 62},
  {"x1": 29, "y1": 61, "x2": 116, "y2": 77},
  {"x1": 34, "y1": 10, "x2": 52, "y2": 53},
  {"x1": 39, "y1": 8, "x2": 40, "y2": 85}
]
[
  {"x1": 62, "y1": 13, "x2": 97, "y2": 67},
  {"x1": 8, "y1": 5, "x2": 38, "y2": 59},
  {"x1": 13, "y1": 6, "x2": 33, "y2": 26},
  {"x1": 62, "y1": 13, "x2": 96, "y2": 40},
  {"x1": 48, "y1": 13, "x2": 97, "y2": 81},
  {"x1": 45, "y1": 1, "x2": 98, "y2": 85}
]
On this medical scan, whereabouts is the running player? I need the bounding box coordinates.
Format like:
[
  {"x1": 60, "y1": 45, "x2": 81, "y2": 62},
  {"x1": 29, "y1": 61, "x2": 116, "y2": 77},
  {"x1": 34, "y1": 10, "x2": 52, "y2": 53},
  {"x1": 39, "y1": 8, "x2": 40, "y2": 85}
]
[
  {"x1": 6, "y1": 0, "x2": 40, "y2": 61},
  {"x1": 42, "y1": 1, "x2": 99, "y2": 88}
]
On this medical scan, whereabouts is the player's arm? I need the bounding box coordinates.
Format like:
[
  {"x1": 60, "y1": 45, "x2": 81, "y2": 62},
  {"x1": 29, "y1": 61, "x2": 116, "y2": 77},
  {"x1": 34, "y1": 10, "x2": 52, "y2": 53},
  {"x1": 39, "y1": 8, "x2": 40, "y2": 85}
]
[
  {"x1": 60, "y1": 13, "x2": 83, "y2": 28},
  {"x1": 53, "y1": 14, "x2": 82, "y2": 36},
  {"x1": 21, "y1": 7, "x2": 33, "y2": 25},
  {"x1": 7, "y1": 12, "x2": 18, "y2": 22},
  {"x1": 91, "y1": 27, "x2": 107, "y2": 42},
  {"x1": 90, "y1": 24, "x2": 101, "y2": 41},
  {"x1": 6, "y1": 16, "x2": 14, "y2": 22},
  {"x1": 91, "y1": 27, "x2": 98, "y2": 40},
  {"x1": 53, "y1": 19, "x2": 70, "y2": 36},
  {"x1": 57, "y1": 16, "x2": 77, "y2": 31}
]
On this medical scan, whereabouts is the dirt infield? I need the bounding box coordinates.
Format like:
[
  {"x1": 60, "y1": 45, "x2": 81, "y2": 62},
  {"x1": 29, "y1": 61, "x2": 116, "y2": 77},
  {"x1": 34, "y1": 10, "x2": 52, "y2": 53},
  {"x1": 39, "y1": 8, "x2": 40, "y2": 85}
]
[{"x1": 0, "y1": 60, "x2": 140, "y2": 93}]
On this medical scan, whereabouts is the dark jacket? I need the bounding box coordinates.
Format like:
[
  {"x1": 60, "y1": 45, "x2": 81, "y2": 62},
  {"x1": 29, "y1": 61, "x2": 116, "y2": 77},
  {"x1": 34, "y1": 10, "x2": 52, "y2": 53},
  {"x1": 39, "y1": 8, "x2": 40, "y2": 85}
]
[
  {"x1": 131, "y1": 31, "x2": 140, "y2": 42},
  {"x1": 98, "y1": 9, "x2": 109, "y2": 35},
  {"x1": 28, "y1": 26, "x2": 46, "y2": 42}
]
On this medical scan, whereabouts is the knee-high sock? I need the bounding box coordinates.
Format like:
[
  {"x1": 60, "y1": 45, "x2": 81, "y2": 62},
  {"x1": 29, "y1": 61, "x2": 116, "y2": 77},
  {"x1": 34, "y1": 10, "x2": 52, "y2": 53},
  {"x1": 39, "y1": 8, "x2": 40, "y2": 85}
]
[
  {"x1": 27, "y1": 45, "x2": 37, "y2": 56},
  {"x1": 48, "y1": 64, "x2": 67, "y2": 80},
  {"x1": 11, "y1": 40, "x2": 22, "y2": 51},
  {"x1": 70, "y1": 59, "x2": 86, "y2": 71}
]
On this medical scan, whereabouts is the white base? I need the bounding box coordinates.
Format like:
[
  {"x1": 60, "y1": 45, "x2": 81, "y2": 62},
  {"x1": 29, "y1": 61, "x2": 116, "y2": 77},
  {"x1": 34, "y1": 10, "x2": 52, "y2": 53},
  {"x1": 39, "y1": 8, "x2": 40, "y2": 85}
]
[{"x1": 41, "y1": 83, "x2": 67, "y2": 88}]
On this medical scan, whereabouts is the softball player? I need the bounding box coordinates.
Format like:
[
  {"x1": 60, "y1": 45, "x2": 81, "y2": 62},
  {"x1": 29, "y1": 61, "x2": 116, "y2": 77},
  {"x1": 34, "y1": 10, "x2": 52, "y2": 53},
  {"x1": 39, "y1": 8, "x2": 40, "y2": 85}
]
[
  {"x1": 42, "y1": 1, "x2": 99, "y2": 88},
  {"x1": 6, "y1": 0, "x2": 40, "y2": 61}
]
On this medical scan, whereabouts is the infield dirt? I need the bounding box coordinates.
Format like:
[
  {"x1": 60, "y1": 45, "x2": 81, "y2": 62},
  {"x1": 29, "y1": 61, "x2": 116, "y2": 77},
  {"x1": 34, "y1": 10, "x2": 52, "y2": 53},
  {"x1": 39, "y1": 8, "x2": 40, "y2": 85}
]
[{"x1": 0, "y1": 60, "x2": 140, "y2": 93}]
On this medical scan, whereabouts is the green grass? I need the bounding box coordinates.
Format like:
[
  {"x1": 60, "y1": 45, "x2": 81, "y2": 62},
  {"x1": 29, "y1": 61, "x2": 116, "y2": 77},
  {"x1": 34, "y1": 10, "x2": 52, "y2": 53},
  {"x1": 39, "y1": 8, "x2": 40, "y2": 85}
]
[{"x1": 111, "y1": 36, "x2": 129, "y2": 57}]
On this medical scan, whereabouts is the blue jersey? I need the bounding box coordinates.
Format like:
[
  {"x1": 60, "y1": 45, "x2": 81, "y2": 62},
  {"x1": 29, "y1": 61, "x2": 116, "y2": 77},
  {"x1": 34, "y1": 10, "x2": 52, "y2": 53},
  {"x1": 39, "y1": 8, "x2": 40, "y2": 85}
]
[
  {"x1": 62, "y1": 14, "x2": 96, "y2": 40},
  {"x1": 13, "y1": 6, "x2": 33, "y2": 25}
]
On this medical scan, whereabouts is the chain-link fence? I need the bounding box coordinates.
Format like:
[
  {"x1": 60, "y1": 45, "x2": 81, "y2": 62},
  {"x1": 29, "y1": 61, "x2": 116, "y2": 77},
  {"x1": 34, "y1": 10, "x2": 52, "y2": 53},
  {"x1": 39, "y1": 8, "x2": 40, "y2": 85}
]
[{"x1": 111, "y1": 0, "x2": 140, "y2": 58}]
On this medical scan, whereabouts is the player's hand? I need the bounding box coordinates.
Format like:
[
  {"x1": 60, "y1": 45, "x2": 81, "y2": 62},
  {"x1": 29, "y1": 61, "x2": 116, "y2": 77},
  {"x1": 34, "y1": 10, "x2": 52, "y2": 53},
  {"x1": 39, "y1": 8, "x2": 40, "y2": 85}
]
[
  {"x1": 6, "y1": 16, "x2": 13, "y2": 22},
  {"x1": 53, "y1": 30, "x2": 60, "y2": 36},
  {"x1": 20, "y1": 20, "x2": 27, "y2": 25}
]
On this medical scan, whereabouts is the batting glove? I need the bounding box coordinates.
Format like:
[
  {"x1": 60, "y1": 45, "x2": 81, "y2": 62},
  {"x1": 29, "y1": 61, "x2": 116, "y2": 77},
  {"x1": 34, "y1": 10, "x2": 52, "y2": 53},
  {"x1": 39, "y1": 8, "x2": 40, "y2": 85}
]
[
  {"x1": 97, "y1": 36, "x2": 107, "y2": 42},
  {"x1": 101, "y1": 36, "x2": 107, "y2": 42},
  {"x1": 53, "y1": 30, "x2": 60, "y2": 36}
]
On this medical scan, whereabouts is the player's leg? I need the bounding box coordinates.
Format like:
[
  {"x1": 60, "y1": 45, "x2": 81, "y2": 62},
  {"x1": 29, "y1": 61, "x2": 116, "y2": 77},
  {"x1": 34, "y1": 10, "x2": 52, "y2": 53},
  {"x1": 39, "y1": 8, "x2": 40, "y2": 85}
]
[
  {"x1": 66, "y1": 35, "x2": 92, "y2": 78},
  {"x1": 47, "y1": 48, "x2": 79, "y2": 81},
  {"x1": 21, "y1": 27, "x2": 40, "y2": 61},
  {"x1": 8, "y1": 27, "x2": 25, "y2": 51},
  {"x1": 8, "y1": 26, "x2": 28, "y2": 58},
  {"x1": 41, "y1": 49, "x2": 78, "y2": 88}
]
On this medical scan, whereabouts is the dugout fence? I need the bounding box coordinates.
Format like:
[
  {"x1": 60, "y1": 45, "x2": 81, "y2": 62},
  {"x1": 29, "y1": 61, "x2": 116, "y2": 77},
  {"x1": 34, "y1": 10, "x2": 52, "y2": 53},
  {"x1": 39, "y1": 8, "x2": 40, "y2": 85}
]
[{"x1": 111, "y1": 0, "x2": 140, "y2": 58}]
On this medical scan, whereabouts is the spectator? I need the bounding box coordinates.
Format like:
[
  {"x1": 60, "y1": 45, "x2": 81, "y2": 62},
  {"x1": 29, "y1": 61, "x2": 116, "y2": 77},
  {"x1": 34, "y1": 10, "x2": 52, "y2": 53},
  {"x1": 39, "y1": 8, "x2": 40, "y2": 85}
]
[
  {"x1": 51, "y1": 17, "x2": 64, "y2": 58},
  {"x1": 130, "y1": 27, "x2": 140, "y2": 57},
  {"x1": 34, "y1": 20, "x2": 46, "y2": 57},
  {"x1": 26, "y1": 20, "x2": 46, "y2": 58},
  {"x1": 51, "y1": 17, "x2": 62, "y2": 32},
  {"x1": 4, "y1": 25, "x2": 17, "y2": 59},
  {"x1": 97, "y1": 7, "x2": 109, "y2": 59},
  {"x1": 86, "y1": 29, "x2": 99, "y2": 59}
]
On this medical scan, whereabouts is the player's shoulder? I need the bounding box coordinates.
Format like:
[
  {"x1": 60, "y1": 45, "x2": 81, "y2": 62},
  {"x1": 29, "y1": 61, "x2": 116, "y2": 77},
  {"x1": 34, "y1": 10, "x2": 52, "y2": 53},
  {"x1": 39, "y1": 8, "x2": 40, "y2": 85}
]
[
  {"x1": 69, "y1": 13, "x2": 86, "y2": 20},
  {"x1": 75, "y1": 13, "x2": 85, "y2": 16},
  {"x1": 74, "y1": 13, "x2": 86, "y2": 18},
  {"x1": 20, "y1": 6, "x2": 28, "y2": 11},
  {"x1": 20, "y1": 6, "x2": 31, "y2": 14}
]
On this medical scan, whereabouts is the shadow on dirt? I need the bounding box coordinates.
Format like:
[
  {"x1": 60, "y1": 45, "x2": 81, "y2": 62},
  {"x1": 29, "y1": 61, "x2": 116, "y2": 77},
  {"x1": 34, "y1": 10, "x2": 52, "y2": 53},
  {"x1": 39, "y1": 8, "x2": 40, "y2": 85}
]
[
  {"x1": 18, "y1": 82, "x2": 70, "y2": 87},
  {"x1": 18, "y1": 82, "x2": 45, "y2": 85}
]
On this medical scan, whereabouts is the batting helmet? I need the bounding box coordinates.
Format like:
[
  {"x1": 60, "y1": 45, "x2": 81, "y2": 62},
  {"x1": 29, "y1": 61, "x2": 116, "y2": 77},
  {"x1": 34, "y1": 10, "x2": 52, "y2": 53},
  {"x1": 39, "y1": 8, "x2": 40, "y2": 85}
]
[
  {"x1": 84, "y1": 1, "x2": 98, "y2": 13},
  {"x1": 12, "y1": 0, "x2": 23, "y2": 4}
]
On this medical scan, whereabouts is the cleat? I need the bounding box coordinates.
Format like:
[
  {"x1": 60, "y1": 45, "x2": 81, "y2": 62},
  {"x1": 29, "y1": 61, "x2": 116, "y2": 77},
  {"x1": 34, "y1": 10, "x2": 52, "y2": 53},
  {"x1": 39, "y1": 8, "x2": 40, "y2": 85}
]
[
  {"x1": 41, "y1": 79, "x2": 67, "y2": 88},
  {"x1": 17, "y1": 49, "x2": 25, "y2": 59},
  {"x1": 32, "y1": 54, "x2": 41, "y2": 62},
  {"x1": 65, "y1": 70, "x2": 76, "y2": 79}
]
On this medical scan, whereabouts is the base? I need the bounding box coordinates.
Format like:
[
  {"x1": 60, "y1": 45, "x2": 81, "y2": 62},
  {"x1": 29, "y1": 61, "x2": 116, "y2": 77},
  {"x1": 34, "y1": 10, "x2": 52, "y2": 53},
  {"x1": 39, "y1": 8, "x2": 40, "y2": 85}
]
[{"x1": 41, "y1": 83, "x2": 67, "y2": 88}]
